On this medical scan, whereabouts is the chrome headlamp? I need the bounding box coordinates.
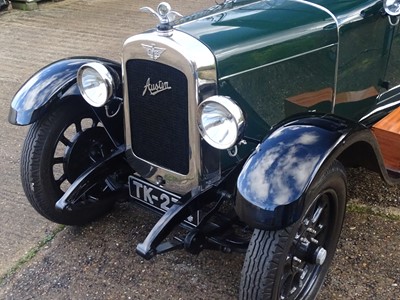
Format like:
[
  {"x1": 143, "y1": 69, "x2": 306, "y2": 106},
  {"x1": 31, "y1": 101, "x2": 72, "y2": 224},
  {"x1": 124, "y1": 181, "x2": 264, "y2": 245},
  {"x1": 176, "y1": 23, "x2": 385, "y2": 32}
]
[
  {"x1": 197, "y1": 96, "x2": 245, "y2": 150},
  {"x1": 77, "y1": 62, "x2": 115, "y2": 107},
  {"x1": 384, "y1": 0, "x2": 400, "y2": 16}
]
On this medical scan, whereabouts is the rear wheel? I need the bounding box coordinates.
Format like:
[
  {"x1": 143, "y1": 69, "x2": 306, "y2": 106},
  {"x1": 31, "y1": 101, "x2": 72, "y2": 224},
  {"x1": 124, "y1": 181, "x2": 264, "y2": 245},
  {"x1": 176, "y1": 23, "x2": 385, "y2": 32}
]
[
  {"x1": 21, "y1": 101, "x2": 117, "y2": 225},
  {"x1": 240, "y1": 161, "x2": 347, "y2": 299}
]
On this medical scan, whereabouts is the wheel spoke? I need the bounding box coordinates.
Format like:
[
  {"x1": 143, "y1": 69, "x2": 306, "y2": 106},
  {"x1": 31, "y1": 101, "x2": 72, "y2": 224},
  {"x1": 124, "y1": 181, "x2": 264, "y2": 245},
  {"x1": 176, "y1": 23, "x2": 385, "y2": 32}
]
[
  {"x1": 59, "y1": 134, "x2": 72, "y2": 146},
  {"x1": 89, "y1": 153, "x2": 98, "y2": 163},
  {"x1": 55, "y1": 174, "x2": 67, "y2": 187},
  {"x1": 75, "y1": 120, "x2": 82, "y2": 133},
  {"x1": 311, "y1": 205, "x2": 323, "y2": 224},
  {"x1": 281, "y1": 271, "x2": 294, "y2": 299},
  {"x1": 87, "y1": 195, "x2": 99, "y2": 203},
  {"x1": 311, "y1": 196, "x2": 328, "y2": 224},
  {"x1": 289, "y1": 285, "x2": 298, "y2": 296},
  {"x1": 300, "y1": 265, "x2": 310, "y2": 281},
  {"x1": 52, "y1": 156, "x2": 64, "y2": 165},
  {"x1": 92, "y1": 118, "x2": 99, "y2": 128},
  {"x1": 315, "y1": 223, "x2": 325, "y2": 236}
]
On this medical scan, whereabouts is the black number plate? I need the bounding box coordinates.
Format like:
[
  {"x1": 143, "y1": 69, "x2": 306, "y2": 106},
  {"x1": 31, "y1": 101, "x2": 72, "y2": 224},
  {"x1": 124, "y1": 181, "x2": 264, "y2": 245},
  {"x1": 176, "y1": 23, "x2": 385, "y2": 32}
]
[{"x1": 129, "y1": 176, "x2": 199, "y2": 225}]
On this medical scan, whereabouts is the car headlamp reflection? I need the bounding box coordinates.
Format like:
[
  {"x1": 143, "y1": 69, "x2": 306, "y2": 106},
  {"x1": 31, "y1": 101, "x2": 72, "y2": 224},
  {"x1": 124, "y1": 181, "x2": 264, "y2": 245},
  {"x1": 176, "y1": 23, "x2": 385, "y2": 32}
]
[
  {"x1": 77, "y1": 62, "x2": 116, "y2": 107},
  {"x1": 197, "y1": 96, "x2": 245, "y2": 150}
]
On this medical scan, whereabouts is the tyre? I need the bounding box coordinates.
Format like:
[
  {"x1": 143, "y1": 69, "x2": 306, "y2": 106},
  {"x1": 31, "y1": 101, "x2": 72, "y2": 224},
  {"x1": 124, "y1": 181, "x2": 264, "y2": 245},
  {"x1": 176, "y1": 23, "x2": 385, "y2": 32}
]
[
  {"x1": 21, "y1": 100, "x2": 118, "y2": 225},
  {"x1": 239, "y1": 161, "x2": 347, "y2": 299},
  {"x1": 0, "y1": 0, "x2": 9, "y2": 11}
]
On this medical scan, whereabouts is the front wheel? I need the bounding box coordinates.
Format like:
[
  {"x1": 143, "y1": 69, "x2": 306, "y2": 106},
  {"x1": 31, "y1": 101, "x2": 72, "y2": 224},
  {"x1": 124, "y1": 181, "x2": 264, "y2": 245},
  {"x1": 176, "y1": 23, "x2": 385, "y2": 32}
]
[
  {"x1": 21, "y1": 100, "x2": 118, "y2": 225},
  {"x1": 240, "y1": 161, "x2": 347, "y2": 299}
]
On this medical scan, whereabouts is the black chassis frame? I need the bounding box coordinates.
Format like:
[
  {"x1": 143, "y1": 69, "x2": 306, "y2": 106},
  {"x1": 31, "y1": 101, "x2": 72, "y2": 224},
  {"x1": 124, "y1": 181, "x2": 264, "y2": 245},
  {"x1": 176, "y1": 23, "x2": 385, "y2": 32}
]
[{"x1": 55, "y1": 145, "x2": 249, "y2": 259}]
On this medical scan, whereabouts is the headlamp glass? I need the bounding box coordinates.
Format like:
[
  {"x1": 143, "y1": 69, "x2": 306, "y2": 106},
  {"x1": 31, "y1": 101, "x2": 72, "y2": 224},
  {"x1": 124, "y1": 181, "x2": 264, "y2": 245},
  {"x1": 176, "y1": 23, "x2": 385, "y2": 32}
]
[
  {"x1": 77, "y1": 62, "x2": 114, "y2": 107},
  {"x1": 197, "y1": 96, "x2": 245, "y2": 150}
]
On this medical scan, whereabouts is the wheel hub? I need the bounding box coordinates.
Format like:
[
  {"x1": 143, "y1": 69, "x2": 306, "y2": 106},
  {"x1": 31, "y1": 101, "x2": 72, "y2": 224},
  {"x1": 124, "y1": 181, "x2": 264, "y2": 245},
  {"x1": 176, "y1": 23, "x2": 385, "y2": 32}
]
[
  {"x1": 64, "y1": 127, "x2": 114, "y2": 182},
  {"x1": 314, "y1": 246, "x2": 327, "y2": 265},
  {"x1": 294, "y1": 223, "x2": 328, "y2": 266},
  {"x1": 281, "y1": 197, "x2": 332, "y2": 299}
]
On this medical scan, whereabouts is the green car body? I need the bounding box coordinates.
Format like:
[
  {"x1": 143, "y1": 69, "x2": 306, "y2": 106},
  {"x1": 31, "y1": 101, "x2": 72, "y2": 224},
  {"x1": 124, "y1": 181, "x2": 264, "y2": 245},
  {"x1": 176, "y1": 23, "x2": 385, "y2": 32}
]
[{"x1": 178, "y1": 0, "x2": 398, "y2": 130}]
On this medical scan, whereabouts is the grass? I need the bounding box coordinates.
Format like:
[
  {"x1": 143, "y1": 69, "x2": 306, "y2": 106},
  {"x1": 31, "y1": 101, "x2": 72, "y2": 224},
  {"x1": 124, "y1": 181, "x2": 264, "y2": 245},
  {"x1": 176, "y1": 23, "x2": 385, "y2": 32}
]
[
  {"x1": 347, "y1": 202, "x2": 400, "y2": 221},
  {"x1": 0, "y1": 225, "x2": 65, "y2": 285}
]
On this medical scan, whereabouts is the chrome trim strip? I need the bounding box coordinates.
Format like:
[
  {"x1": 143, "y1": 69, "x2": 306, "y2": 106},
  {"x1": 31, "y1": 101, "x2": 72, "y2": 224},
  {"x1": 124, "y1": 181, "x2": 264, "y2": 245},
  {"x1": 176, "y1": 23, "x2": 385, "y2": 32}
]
[
  {"x1": 359, "y1": 98, "x2": 400, "y2": 123},
  {"x1": 292, "y1": 0, "x2": 340, "y2": 114},
  {"x1": 122, "y1": 29, "x2": 219, "y2": 195},
  {"x1": 219, "y1": 43, "x2": 337, "y2": 81}
]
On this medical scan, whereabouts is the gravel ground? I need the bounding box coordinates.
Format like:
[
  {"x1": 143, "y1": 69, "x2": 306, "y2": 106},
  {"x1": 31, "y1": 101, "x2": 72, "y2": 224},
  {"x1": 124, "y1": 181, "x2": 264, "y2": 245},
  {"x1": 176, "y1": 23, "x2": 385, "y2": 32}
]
[{"x1": 0, "y1": 168, "x2": 399, "y2": 299}]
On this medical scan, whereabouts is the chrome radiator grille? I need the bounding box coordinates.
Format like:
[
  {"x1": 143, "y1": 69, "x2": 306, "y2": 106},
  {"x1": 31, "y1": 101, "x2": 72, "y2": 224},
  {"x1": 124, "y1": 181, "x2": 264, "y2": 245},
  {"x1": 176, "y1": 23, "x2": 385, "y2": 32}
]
[
  {"x1": 122, "y1": 30, "x2": 219, "y2": 194},
  {"x1": 126, "y1": 59, "x2": 190, "y2": 175}
]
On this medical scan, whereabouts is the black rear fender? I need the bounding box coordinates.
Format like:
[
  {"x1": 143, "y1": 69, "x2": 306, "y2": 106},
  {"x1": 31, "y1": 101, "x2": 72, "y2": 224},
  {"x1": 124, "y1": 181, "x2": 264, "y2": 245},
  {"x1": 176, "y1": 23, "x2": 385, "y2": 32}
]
[{"x1": 235, "y1": 115, "x2": 387, "y2": 230}]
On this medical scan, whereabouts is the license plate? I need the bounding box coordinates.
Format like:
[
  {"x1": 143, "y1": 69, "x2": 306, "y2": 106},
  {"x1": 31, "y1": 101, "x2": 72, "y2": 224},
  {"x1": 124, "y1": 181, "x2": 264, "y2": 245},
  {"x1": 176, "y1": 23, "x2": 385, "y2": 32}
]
[{"x1": 128, "y1": 176, "x2": 199, "y2": 225}]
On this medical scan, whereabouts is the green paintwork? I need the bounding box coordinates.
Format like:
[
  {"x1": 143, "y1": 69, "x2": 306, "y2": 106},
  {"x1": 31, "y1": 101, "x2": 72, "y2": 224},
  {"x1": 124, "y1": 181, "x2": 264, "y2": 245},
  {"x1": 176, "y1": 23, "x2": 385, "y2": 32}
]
[
  {"x1": 383, "y1": 25, "x2": 400, "y2": 100},
  {"x1": 178, "y1": 0, "x2": 337, "y2": 79},
  {"x1": 325, "y1": 0, "x2": 392, "y2": 121},
  {"x1": 178, "y1": 0, "x2": 338, "y2": 142},
  {"x1": 177, "y1": 0, "x2": 399, "y2": 166},
  {"x1": 219, "y1": 45, "x2": 336, "y2": 134},
  {"x1": 177, "y1": 0, "x2": 398, "y2": 124}
]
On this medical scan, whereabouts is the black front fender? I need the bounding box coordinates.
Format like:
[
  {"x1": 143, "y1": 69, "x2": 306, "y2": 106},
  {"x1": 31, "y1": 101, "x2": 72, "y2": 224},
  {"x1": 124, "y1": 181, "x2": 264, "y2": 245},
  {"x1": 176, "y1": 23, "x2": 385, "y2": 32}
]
[
  {"x1": 8, "y1": 56, "x2": 121, "y2": 125},
  {"x1": 235, "y1": 115, "x2": 360, "y2": 230}
]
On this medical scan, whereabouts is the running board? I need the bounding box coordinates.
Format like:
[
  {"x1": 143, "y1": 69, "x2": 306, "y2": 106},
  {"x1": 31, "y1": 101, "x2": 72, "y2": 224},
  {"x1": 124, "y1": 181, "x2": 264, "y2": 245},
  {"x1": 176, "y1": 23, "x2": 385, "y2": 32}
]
[{"x1": 372, "y1": 106, "x2": 400, "y2": 172}]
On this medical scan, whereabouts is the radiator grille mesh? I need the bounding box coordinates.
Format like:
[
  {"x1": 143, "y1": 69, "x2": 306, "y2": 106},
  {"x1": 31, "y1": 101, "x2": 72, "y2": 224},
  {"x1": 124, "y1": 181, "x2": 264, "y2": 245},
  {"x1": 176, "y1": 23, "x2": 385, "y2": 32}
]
[{"x1": 126, "y1": 59, "x2": 189, "y2": 174}]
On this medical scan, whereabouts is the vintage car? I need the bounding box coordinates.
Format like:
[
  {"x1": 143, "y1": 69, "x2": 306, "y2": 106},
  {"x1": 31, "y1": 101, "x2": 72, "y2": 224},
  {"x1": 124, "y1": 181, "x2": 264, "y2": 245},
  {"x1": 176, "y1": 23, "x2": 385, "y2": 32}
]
[{"x1": 8, "y1": 0, "x2": 400, "y2": 298}]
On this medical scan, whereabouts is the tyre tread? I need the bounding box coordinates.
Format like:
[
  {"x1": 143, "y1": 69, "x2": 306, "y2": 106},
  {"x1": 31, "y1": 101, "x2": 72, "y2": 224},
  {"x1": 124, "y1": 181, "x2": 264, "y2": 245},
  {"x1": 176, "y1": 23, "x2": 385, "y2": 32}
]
[
  {"x1": 239, "y1": 161, "x2": 347, "y2": 300},
  {"x1": 20, "y1": 101, "x2": 115, "y2": 225}
]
